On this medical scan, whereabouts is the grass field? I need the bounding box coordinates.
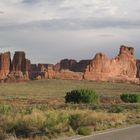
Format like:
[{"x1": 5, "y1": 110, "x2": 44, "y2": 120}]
[
  {"x1": 0, "y1": 79, "x2": 140, "y2": 100},
  {"x1": 0, "y1": 79, "x2": 140, "y2": 139}
]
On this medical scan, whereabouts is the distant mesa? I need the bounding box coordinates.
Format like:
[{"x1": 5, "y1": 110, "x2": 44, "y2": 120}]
[{"x1": 0, "y1": 45, "x2": 140, "y2": 84}]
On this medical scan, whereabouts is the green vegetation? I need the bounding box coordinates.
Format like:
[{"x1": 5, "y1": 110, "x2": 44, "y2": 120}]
[
  {"x1": 0, "y1": 107, "x2": 130, "y2": 139},
  {"x1": 120, "y1": 93, "x2": 140, "y2": 103},
  {"x1": 78, "y1": 127, "x2": 92, "y2": 136},
  {"x1": 0, "y1": 79, "x2": 140, "y2": 139},
  {"x1": 0, "y1": 104, "x2": 11, "y2": 113},
  {"x1": 65, "y1": 89, "x2": 100, "y2": 104}
]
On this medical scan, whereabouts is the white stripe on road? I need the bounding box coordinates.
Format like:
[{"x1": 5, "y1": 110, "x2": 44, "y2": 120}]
[{"x1": 71, "y1": 125, "x2": 140, "y2": 140}]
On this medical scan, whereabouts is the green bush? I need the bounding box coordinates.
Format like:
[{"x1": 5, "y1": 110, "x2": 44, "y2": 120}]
[
  {"x1": 78, "y1": 127, "x2": 92, "y2": 136},
  {"x1": 65, "y1": 89, "x2": 100, "y2": 104},
  {"x1": 120, "y1": 93, "x2": 140, "y2": 103}
]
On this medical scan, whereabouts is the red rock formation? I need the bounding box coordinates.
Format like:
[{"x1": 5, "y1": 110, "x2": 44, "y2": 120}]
[
  {"x1": 45, "y1": 64, "x2": 55, "y2": 79},
  {"x1": 11, "y1": 51, "x2": 30, "y2": 81},
  {"x1": 136, "y1": 60, "x2": 140, "y2": 78},
  {"x1": 84, "y1": 45, "x2": 138, "y2": 83},
  {"x1": 72, "y1": 60, "x2": 91, "y2": 72},
  {"x1": 29, "y1": 64, "x2": 56, "y2": 80},
  {"x1": 56, "y1": 70, "x2": 83, "y2": 80},
  {"x1": 0, "y1": 52, "x2": 11, "y2": 80},
  {"x1": 0, "y1": 45, "x2": 139, "y2": 84},
  {"x1": 60, "y1": 59, "x2": 77, "y2": 70},
  {"x1": 12, "y1": 51, "x2": 26, "y2": 71},
  {"x1": 54, "y1": 63, "x2": 60, "y2": 71},
  {"x1": 59, "y1": 59, "x2": 90, "y2": 72},
  {"x1": 29, "y1": 64, "x2": 40, "y2": 80}
]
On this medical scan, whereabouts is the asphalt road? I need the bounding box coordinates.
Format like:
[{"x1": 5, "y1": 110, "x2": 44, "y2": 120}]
[{"x1": 70, "y1": 125, "x2": 140, "y2": 140}]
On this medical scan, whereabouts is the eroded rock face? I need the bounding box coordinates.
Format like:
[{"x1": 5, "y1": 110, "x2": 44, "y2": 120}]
[
  {"x1": 136, "y1": 60, "x2": 140, "y2": 78},
  {"x1": 12, "y1": 51, "x2": 26, "y2": 71},
  {"x1": 0, "y1": 51, "x2": 31, "y2": 82},
  {"x1": 0, "y1": 52, "x2": 11, "y2": 80},
  {"x1": 60, "y1": 59, "x2": 77, "y2": 70},
  {"x1": 84, "y1": 45, "x2": 138, "y2": 83},
  {"x1": 11, "y1": 51, "x2": 31, "y2": 81},
  {"x1": 56, "y1": 70, "x2": 83, "y2": 80},
  {"x1": 29, "y1": 64, "x2": 56, "y2": 80},
  {"x1": 28, "y1": 45, "x2": 139, "y2": 84},
  {"x1": 55, "y1": 59, "x2": 90, "y2": 80},
  {"x1": 0, "y1": 45, "x2": 139, "y2": 84},
  {"x1": 72, "y1": 60, "x2": 91, "y2": 72},
  {"x1": 46, "y1": 64, "x2": 56, "y2": 79},
  {"x1": 59, "y1": 59, "x2": 91, "y2": 72}
]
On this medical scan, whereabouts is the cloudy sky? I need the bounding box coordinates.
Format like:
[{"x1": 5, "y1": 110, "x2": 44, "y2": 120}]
[{"x1": 0, "y1": 0, "x2": 140, "y2": 63}]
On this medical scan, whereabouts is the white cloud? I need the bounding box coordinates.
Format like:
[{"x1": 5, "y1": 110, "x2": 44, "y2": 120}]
[
  {"x1": 0, "y1": 0, "x2": 140, "y2": 63},
  {"x1": 1, "y1": 0, "x2": 140, "y2": 22}
]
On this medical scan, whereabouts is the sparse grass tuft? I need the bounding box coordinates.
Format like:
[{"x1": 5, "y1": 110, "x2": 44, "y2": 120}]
[{"x1": 108, "y1": 105, "x2": 124, "y2": 113}]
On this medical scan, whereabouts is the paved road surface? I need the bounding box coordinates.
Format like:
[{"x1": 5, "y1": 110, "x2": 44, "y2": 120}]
[{"x1": 70, "y1": 125, "x2": 140, "y2": 140}]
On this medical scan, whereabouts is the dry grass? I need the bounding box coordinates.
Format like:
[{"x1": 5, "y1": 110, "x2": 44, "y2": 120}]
[
  {"x1": 0, "y1": 79, "x2": 140, "y2": 139},
  {"x1": 0, "y1": 103, "x2": 140, "y2": 139},
  {"x1": 0, "y1": 79, "x2": 140, "y2": 100},
  {"x1": 0, "y1": 108, "x2": 129, "y2": 138}
]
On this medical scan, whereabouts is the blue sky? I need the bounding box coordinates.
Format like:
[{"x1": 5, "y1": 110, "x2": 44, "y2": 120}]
[{"x1": 0, "y1": 0, "x2": 140, "y2": 63}]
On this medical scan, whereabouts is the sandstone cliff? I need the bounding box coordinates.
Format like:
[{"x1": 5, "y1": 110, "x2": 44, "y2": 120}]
[
  {"x1": 0, "y1": 51, "x2": 30, "y2": 82},
  {"x1": 136, "y1": 60, "x2": 140, "y2": 78},
  {"x1": 10, "y1": 51, "x2": 30, "y2": 81},
  {"x1": 29, "y1": 64, "x2": 55, "y2": 80},
  {"x1": 84, "y1": 45, "x2": 138, "y2": 83},
  {"x1": 0, "y1": 52, "x2": 11, "y2": 80},
  {"x1": 0, "y1": 45, "x2": 140, "y2": 84}
]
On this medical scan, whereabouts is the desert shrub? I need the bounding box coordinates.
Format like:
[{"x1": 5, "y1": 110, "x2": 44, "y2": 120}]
[
  {"x1": 0, "y1": 104, "x2": 11, "y2": 114},
  {"x1": 65, "y1": 89, "x2": 100, "y2": 104},
  {"x1": 0, "y1": 106, "x2": 128, "y2": 139},
  {"x1": 108, "y1": 105, "x2": 123, "y2": 113},
  {"x1": 45, "y1": 112, "x2": 69, "y2": 133},
  {"x1": 120, "y1": 93, "x2": 140, "y2": 103},
  {"x1": 4, "y1": 109, "x2": 70, "y2": 138},
  {"x1": 4, "y1": 109, "x2": 47, "y2": 137},
  {"x1": 78, "y1": 127, "x2": 92, "y2": 136},
  {"x1": 69, "y1": 114, "x2": 84, "y2": 130}
]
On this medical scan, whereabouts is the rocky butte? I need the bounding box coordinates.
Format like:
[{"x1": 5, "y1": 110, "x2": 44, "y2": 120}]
[
  {"x1": 0, "y1": 51, "x2": 30, "y2": 82},
  {"x1": 0, "y1": 45, "x2": 140, "y2": 84}
]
